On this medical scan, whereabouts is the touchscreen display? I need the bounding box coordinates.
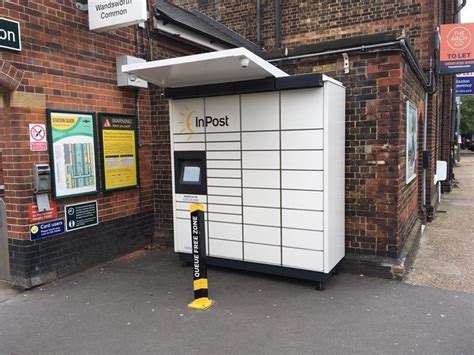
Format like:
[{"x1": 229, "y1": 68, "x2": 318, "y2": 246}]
[{"x1": 182, "y1": 166, "x2": 201, "y2": 183}]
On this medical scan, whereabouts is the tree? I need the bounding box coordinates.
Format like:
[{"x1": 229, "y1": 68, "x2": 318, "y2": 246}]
[{"x1": 460, "y1": 96, "x2": 474, "y2": 136}]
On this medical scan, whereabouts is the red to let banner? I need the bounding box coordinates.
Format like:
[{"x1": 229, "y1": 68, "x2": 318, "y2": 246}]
[{"x1": 439, "y1": 23, "x2": 474, "y2": 74}]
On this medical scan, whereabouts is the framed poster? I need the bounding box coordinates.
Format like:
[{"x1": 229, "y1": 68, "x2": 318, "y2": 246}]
[
  {"x1": 98, "y1": 113, "x2": 140, "y2": 192},
  {"x1": 406, "y1": 101, "x2": 418, "y2": 184},
  {"x1": 47, "y1": 110, "x2": 99, "y2": 199}
]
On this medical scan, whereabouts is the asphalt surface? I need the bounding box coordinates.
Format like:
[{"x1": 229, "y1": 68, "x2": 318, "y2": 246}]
[
  {"x1": 0, "y1": 250, "x2": 472, "y2": 355},
  {"x1": 406, "y1": 151, "x2": 474, "y2": 293}
]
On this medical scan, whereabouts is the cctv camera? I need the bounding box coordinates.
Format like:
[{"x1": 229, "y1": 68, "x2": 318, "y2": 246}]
[{"x1": 240, "y1": 58, "x2": 250, "y2": 68}]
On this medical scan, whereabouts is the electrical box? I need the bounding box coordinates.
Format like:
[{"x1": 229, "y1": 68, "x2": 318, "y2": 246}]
[
  {"x1": 32, "y1": 164, "x2": 51, "y2": 193},
  {"x1": 116, "y1": 56, "x2": 148, "y2": 89},
  {"x1": 168, "y1": 74, "x2": 345, "y2": 283}
]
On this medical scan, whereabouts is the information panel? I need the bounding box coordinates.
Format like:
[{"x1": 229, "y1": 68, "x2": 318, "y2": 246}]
[
  {"x1": 456, "y1": 72, "x2": 474, "y2": 96},
  {"x1": 30, "y1": 219, "x2": 65, "y2": 241},
  {"x1": 65, "y1": 201, "x2": 99, "y2": 232},
  {"x1": 47, "y1": 110, "x2": 99, "y2": 199},
  {"x1": 98, "y1": 113, "x2": 139, "y2": 192}
]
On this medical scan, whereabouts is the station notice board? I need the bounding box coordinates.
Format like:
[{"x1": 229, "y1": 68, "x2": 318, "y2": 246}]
[
  {"x1": 98, "y1": 113, "x2": 139, "y2": 192},
  {"x1": 46, "y1": 110, "x2": 99, "y2": 199}
]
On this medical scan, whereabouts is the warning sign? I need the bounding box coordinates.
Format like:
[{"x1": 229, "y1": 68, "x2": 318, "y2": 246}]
[
  {"x1": 28, "y1": 201, "x2": 58, "y2": 223},
  {"x1": 29, "y1": 123, "x2": 47, "y2": 151},
  {"x1": 98, "y1": 113, "x2": 139, "y2": 192}
]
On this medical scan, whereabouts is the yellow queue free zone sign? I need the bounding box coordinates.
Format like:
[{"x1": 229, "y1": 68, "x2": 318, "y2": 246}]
[{"x1": 98, "y1": 113, "x2": 140, "y2": 192}]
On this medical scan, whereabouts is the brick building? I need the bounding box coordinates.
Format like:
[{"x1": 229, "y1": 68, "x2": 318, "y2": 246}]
[{"x1": 0, "y1": 0, "x2": 460, "y2": 288}]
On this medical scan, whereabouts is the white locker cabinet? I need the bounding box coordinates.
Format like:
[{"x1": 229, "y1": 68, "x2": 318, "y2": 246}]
[{"x1": 169, "y1": 73, "x2": 345, "y2": 287}]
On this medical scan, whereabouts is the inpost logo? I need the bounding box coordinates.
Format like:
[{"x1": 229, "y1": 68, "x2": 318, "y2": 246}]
[
  {"x1": 178, "y1": 105, "x2": 230, "y2": 141},
  {"x1": 177, "y1": 105, "x2": 196, "y2": 141}
]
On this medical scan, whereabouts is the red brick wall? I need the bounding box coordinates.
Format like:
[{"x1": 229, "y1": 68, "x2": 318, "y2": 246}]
[
  {"x1": 0, "y1": 0, "x2": 212, "y2": 251},
  {"x1": 148, "y1": 36, "x2": 207, "y2": 244},
  {"x1": 174, "y1": 0, "x2": 439, "y2": 67},
  {"x1": 400, "y1": 59, "x2": 425, "y2": 246},
  {"x1": 273, "y1": 52, "x2": 415, "y2": 257},
  {"x1": 171, "y1": 0, "x2": 259, "y2": 45},
  {"x1": 0, "y1": 0, "x2": 158, "y2": 241}
]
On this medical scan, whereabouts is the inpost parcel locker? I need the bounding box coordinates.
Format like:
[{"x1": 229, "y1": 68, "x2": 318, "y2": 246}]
[{"x1": 168, "y1": 74, "x2": 345, "y2": 284}]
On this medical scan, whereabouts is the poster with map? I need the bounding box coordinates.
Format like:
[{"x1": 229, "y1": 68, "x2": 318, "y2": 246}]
[{"x1": 47, "y1": 110, "x2": 99, "y2": 199}]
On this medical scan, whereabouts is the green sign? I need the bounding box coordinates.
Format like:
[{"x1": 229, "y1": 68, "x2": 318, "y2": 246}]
[{"x1": 0, "y1": 18, "x2": 21, "y2": 51}]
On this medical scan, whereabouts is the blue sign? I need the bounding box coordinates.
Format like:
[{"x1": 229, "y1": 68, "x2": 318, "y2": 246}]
[
  {"x1": 30, "y1": 219, "x2": 65, "y2": 241},
  {"x1": 456, "y1": 75, "x2": 474, "y2": 96}
]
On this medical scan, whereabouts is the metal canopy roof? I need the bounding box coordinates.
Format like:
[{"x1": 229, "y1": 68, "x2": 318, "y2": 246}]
[{"x1": 122, "y1": 48, "x2": 289, "y2": 88}]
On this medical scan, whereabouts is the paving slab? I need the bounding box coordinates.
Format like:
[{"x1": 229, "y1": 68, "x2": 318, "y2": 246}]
[
  {"x1": 0, "y1": 249, "x2": 472, "y2": 355},
  {"x1": 406, "y1": 151, "x2": 474, "y2": 293}
]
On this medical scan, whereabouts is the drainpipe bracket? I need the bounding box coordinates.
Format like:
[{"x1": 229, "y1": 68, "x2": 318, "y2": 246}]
[
  {"x1": 76, "y1": 1, "x2": 88, "y2": 11},
  {"x1": 342, "y1": 53, "x2": 350, "y2": 74}
]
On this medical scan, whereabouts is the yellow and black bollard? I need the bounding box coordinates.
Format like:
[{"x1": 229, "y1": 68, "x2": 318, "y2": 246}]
[{"x1": 188, "y1": 203, "x2": 214, "y2": 310}]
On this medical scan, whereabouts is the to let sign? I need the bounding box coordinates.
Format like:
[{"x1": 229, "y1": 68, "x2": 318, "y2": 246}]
[
  {"x1": 0, "y1": 17, "x2": 21, "y2": 51},
  {"x1": 88, "y1": 0, "x2": 147, "y2": 32},
  {"x1": 439, "y1": 23, "x2": 474, "y2": 74}
]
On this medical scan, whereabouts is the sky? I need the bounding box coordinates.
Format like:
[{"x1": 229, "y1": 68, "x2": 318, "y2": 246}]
[{"x1": 461, "y1": 0, "x2": 474, "y2": 23}]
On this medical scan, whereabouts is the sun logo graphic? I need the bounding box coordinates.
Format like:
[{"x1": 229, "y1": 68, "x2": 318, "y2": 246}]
[{"x1": 177, "y1": 106, "x2": 195, "y2": 141}]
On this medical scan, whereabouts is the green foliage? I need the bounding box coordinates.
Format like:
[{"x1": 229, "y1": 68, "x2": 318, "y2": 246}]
[{"x1": 460, "y1": 96, "x2": 474, "y2": 135}]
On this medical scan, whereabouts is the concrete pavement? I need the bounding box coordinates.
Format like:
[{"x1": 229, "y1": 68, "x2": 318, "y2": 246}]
[
  {"x1": 406, "y1": 151, "x2": 474, "y2": 293},
  {"x1": 0, "y1": 249, "x2": 472, "y2": 355}
]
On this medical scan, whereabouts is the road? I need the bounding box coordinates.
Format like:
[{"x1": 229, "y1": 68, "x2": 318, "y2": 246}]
[{"x1": 0, "y1": 249, "x2": 472, "y2": 355}]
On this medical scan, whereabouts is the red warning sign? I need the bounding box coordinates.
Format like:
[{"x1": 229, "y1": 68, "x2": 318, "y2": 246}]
[
  {"x1": 103, "y1": 119, "x2": 112, "y2": 128},
  {"x1": 28, "y1": 201, "x2": 58, "y2": 223},
  {"x1": 29, "y1": 124, "x2": 47, "y2": 151}
]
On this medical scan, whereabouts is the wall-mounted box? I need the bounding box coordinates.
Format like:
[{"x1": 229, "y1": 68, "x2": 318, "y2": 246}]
[
  {"x1": 116, "y1": 56, "x2": 148, "y2": 89},
  {"x1": 32, "y1": 164, "x2": 51, "y2": 193}
]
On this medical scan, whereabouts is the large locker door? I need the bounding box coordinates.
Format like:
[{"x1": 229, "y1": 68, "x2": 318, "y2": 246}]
[
  {"x1": 280, "y1": 88, "x2": 325, "y2": 272},
  {"x1": 205, "y1": 95, "x2": 243, "y2": 261},
  {"x1": 241, "y1": 92, "x2": 281, "y2": 266}
]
